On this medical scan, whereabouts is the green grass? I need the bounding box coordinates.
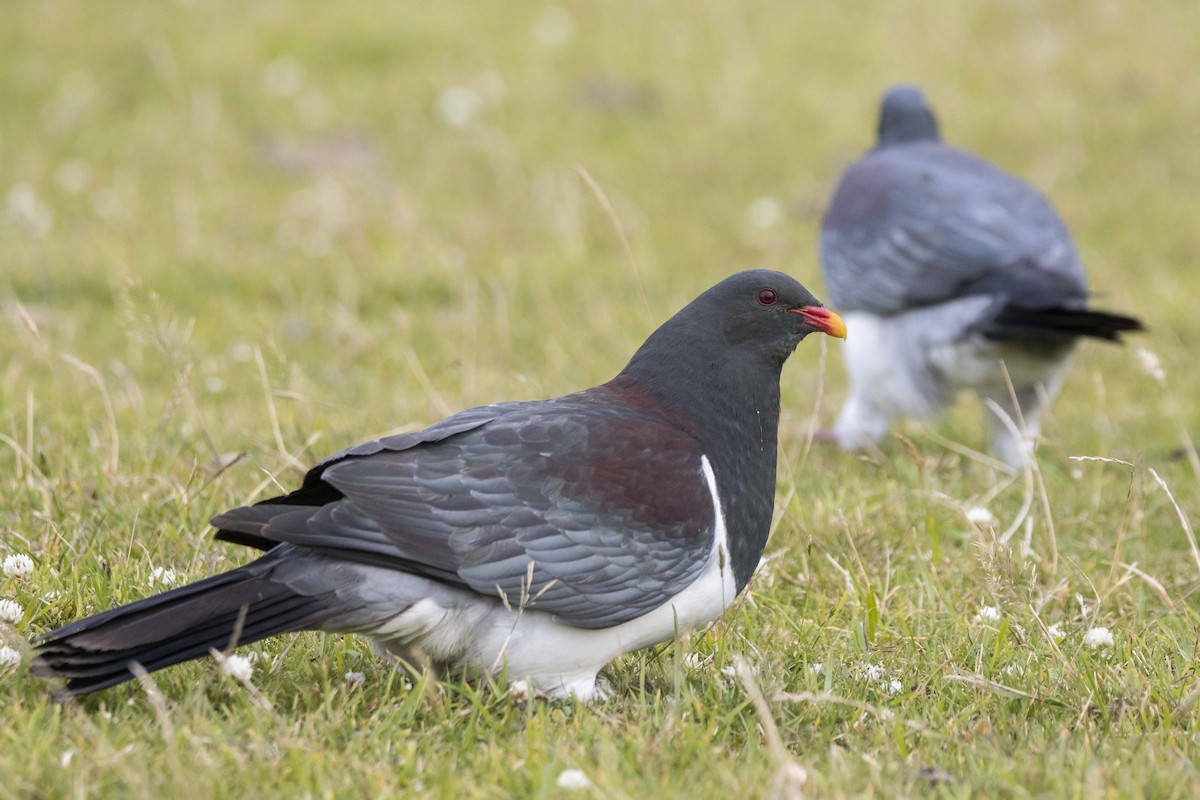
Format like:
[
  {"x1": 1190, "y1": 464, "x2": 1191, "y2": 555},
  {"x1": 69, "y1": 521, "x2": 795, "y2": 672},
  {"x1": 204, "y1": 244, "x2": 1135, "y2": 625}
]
[{"x1": 3, "y1": 1, "x2": 1200, "y2": 796}]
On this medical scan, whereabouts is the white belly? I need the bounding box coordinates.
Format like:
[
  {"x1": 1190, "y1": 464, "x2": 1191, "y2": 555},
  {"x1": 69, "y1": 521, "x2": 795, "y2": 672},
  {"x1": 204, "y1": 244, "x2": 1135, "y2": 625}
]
[{"x1": 358, "y1": 455, "x2": 737, "y2": 700}]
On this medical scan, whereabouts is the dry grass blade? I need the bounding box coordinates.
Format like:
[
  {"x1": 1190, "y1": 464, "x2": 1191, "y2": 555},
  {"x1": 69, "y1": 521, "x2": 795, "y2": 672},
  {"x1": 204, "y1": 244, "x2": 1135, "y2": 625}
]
[
  {"x1": 1148, "y1": 468, "x2": 1200, "y2": 579},
  {"x1": 735, "y1": 657, "x2": 809, "y2": 800},
  {"x1": 574, "y1": 163, "x2": 650, "y2": 321},
  {"x1": 944, "y1": 672, "x2": 1039, "y2": 701}
]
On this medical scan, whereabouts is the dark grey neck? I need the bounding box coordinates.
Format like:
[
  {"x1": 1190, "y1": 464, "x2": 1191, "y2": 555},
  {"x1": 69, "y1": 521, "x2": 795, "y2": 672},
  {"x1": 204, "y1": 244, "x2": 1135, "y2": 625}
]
[
  {"x1": 616, "y1": 339, "x2": 784, "y2": 591},
  {"x1": 878, "y1": 110, "x2": 940, "y2": 148}
]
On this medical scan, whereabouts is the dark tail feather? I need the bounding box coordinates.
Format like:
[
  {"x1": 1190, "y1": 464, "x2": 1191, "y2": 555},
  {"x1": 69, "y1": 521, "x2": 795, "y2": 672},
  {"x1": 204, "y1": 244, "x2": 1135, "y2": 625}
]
[
  {"x1": 986, "y1": 307, "x2": 1145, "y2": 343},
  {"x1": 31, "y1": 561, "x2": 334, "y2": 697}
]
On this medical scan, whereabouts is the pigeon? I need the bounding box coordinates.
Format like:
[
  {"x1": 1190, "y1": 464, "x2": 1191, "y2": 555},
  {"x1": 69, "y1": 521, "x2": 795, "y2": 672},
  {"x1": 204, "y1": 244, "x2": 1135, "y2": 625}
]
[
  {"x1": 32, "y1": 269, "x2": 846, "y2": 701},
  {"x1": 819, "y1": 84, "x2": 1142, "y2": 468}
]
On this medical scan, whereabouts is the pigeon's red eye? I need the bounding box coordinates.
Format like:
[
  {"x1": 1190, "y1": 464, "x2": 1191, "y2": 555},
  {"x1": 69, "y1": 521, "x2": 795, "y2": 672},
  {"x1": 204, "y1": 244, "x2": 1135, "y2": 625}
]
[{"x1": 757, "y1": 288, "x2": 777, "y2": 306}]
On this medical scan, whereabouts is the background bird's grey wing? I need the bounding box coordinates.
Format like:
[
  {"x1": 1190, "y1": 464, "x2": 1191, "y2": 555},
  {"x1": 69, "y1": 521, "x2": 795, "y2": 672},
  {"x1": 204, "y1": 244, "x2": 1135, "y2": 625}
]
[
  {"x1": 214, "y1": 396, "x2": 716, "y2": 629},
  {"x1": 820, "y1": 142, "x2": 1087, "y2": 315}
]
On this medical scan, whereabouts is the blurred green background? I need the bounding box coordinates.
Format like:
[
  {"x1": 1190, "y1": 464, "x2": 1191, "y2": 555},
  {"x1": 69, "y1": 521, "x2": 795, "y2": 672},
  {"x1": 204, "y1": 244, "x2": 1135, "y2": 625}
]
[{"x1": 3, "y1": 2, "x2": 1200, "y2": 797}]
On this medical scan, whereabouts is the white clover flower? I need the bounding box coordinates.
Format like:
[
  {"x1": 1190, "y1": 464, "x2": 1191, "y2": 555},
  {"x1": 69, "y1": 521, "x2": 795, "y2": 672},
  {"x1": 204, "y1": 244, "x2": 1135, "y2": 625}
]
[
  {"x1": 0, "y1": 645, "x2": 21, "y2": 669},
  {"x1": 0, "y1": 599, "x2": 23, "y2": 624},
  {"x1": 810, "y1": 662, "x2": 824, "y2": 675},
  {"x1": 862, "y1": 663, "x2": 883, "y2": 682},
  {"x1": 555, "y1": 768, "x2": 591, "y2": 790},
  {"x1": 6, "y1": 183, "x2": 54, "y2": 238},
  {"x1": 1083, "y1": 627, "x2": 1114, "y2": 650},
  {"x1": 1047, "y1": 623, "x2": 1066, "y2": 641},
  {"x1": 974, "y1": 605, "x2": 1002, "y2": 623},
  {"x1": 886, "y1": 679, "x2": 903, "y2": 695},
  {"x1": 532, "y1": 6, "x2": 575, "y2": 47},
  {"x1": 2, "y1": 554, "x2": 34, "y2": 578},
  {"x1": 149, "y1": 567, "x2": 178, "y2": 586},
  {"x1": 966, "y1": 507, "x2": 996, "y2": 527},
  {"x1": 261, "y1": 57, "x2": 304, "y2": 97},
  {"x1": 745, "y1": 196, "x2": 784, "y2": 229},
  {"x1": 55, "y1": 159, "x2": 92, "y2": 195},
  {"x1": 436, "y1": 87, "x2": 481, "y2": 128},
  {"x1": 220, "y1": 653, "x2": 254, "y2": 683}
]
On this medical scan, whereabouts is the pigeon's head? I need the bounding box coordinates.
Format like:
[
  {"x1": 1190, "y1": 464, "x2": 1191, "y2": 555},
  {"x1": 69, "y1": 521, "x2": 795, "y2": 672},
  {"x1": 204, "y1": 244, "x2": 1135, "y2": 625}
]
[
  {"x1": 618, "y1": 269, "x2": 845, "y2": 396},
  {"x1": 707, "y1": 269, "x2": 846, "y2": 356},
  {"x1": 877, "y1": 84, "x2": 940, "y2": 147},
  {"x1": 642, "y1": 270, "x2": 845, "y2": 371}
]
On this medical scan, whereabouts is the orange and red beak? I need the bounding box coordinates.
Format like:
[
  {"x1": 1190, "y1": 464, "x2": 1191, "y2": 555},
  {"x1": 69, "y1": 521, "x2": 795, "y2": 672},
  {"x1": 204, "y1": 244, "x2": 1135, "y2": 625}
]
[{"x1": 792, "y1": 306, "x2": 848, "y2": 340}]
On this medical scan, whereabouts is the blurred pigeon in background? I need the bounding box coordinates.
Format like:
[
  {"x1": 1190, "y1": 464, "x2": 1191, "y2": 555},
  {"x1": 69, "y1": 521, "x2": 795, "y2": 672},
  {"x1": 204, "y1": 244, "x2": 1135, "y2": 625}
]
[
  {"x1": 819, "y1": 84, "x2": 1142, "y2": 468},
  {"x1": 33, "y1": 270, "x2": 845, "y2": 701}
]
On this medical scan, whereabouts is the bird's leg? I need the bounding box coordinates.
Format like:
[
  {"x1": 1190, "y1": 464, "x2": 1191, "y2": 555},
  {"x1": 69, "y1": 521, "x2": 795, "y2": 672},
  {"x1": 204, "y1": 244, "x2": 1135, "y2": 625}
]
[{"x1": 983, "y1": 370, "x2": 1067, "y2": 470}]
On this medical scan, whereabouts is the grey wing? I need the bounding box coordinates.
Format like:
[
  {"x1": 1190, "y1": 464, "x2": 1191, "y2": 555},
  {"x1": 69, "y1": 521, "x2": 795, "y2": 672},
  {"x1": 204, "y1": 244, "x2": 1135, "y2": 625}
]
[
  {"x1": 214, "y1": 402, "x2": 716, "y2": 629},
  {"x1": 820, "y1": 143, "x2": 1087, "y2": 315}
]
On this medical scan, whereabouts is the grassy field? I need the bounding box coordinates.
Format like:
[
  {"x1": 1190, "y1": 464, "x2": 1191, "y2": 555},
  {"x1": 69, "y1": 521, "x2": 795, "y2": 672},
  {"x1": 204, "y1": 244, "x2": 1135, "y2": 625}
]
[{"x1": 3, "y1": 1, "x2": 1200, "y2": 796}]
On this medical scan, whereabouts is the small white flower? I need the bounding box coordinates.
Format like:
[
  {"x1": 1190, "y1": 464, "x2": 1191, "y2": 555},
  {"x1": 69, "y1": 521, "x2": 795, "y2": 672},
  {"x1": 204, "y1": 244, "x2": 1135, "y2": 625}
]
[
  {"x1": 555, "y1": 768, "x2": 591, "y2": 790},
  {"x1": 532, "y1": 6, "x2": 575, "y2": 47},
  {"x1": 974, "y1": 605, "x2": 1002, "y2": 623},
  {"x1": 810, "y1": 662, "x2": 824, "y2": 675},
  {"x1": 0, "y1": 645, "x2": 21, "y2": 669},
  {"x1": 0, "y1": 599, "x2": 23, "y2": 624},
  {"x1": 221, "y1": 654, "x2": 254, "y2": 683},
  {"x1": 55, "y1": 159, "x2": 92, "y2": 195},
  {"x1": 683, "y1": 652, "x2": 704, "y2": 670},
  {"x1": 719, "y1": 666, "x2": 737, "y2": 678},
  {"x1": 60, "y1": 749, "x2": 74, "y2": 768},
  {"x1": 966, "y1": 507, "x2": 996, "y2": 527},
  {"x1": 886, "y1": 679, "x2": 903, "y2": 695},
  {"x1": 3, "y1": 554, "x2": 34, "y2": 578},
  {"x1": 1002, "y1": 663, "x2": 1025, "y2": 677},
  {"x1": 149, "y1": 567, "x2": 178, "y2": 586},
  {"x1": 508, "y1": 679, "x2": 531, "y2": 699},
  {"x1": 436, "y1": 86, "x2": 481, "y2": 128},
  {"x1": 1136, "y1": 348, "x2": 1166, "y2": 384},
  {"x1": 1047, "y1": 623, "x2": 1066, "y2": 641},
  {"x1": 6, "y1": 183, "x2": 54, "y2": 238},
  {"x1": 261, "y1": 57, "x2": 304, "y2": 97},
  {"x1": 862, "y1": 663, "x2": 883, "y2": 682},
  {"x1": 1083, "y1": 627, "x2": 1114, "y2": 650},
  {"x1": 745, "y1": 196, "x2": 783, "y2": 229}
]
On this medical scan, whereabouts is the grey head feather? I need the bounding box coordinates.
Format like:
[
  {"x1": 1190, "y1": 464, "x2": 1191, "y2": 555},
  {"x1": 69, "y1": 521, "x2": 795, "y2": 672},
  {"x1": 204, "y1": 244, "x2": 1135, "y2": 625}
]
[{"x1": 878, "y1": 84, "x2": 940, "y2": 147}]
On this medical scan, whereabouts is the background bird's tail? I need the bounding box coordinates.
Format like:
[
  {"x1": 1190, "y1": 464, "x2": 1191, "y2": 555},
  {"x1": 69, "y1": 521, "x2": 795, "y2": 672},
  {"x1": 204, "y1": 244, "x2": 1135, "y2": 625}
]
[
  {"x1": 32, "y1": 553, "x2": 336, "y2": 698},
  {"x1": 986, "y1": 306, "x2": 1145, "y2": 343}
]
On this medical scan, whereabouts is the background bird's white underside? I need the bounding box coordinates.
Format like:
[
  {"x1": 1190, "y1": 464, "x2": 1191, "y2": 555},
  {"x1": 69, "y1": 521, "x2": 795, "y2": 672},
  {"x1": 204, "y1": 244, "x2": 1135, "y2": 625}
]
[
  {"x1": 833, "y1": 308, "x2": 1074, "y2": 467},
  {"x1": 348, "y1": 454, "x2": 735, "y2": 701}
]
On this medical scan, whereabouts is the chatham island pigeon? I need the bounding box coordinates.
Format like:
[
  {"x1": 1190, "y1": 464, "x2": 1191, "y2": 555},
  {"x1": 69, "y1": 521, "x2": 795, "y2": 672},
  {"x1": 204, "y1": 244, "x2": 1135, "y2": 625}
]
[
  {"x1": 32, "y1": 270, "x2": 846, "y2": 701},
  {"x1": 819, "y1": 84, "x2": 1142, "y2": 468}
]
